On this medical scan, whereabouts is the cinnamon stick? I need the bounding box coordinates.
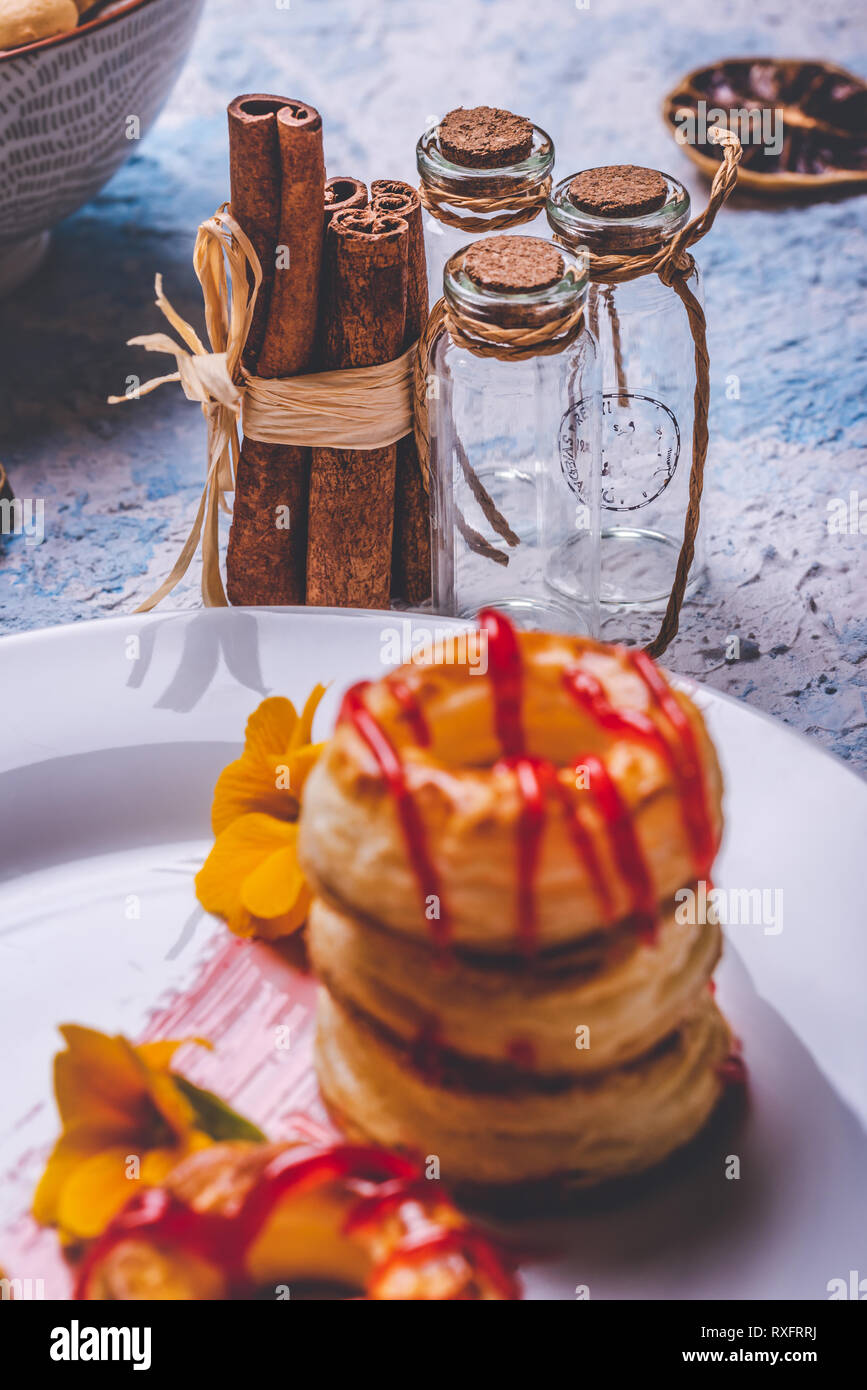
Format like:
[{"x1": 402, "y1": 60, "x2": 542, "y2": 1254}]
[
  {"x1": 225, "y1": 95, "x2": 325, "y2": 606},
  {"x1": 324, "y1": 175, "x2": 368, "y2": 224},
  {"x1": 370, "y1": 179, "x2": 431, "y2": 607},
  {"x1": 226, "y1": 95, "x2": 284, "y2": 372},
  {"x1": 306, "y1": 209, "x2": 409, "y2": 608},
  {"x1": 317, "y1": 176, "x2": 368, "y2": 369}
]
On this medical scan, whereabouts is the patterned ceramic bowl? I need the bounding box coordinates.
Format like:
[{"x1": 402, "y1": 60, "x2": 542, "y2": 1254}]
[{"x1": 0, "y1": 0, "x2": 205, "y2": 292}]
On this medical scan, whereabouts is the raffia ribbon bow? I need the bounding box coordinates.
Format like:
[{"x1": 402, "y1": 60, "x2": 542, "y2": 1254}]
[
  {"x1": 109, "y1": 205, "x2": 256, "y2": 611},
  {"x1": 110, "y1": 204, "x2": 416, "y2": 612}
]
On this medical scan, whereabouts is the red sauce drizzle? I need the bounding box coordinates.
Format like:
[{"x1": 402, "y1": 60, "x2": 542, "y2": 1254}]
[
  {"x1": 498, "y1": 755, "x2": 546, "y2": 953},
  {"x1": 478, "y1": 607, "x2": 525, "y2": 756},
  {"x1": 339, "y1": 682, "x2": 450, "y2": 948},
  {"x1": 477, "y1": 613, "x2": 622, "y2": 939},
  {"x1": 236, "y1": 1144, "x2": 418, "y2": 1250},
  {"x1": 717, "y1": 1053, "x2": 748, "y2": 1087},
  {"x1": 342, "y1": 1177, "x2": 435, "y2": 1235},
  {"x1": 564, "y1": 656, "x2": 717, "y2": 915},
  {"x1": 564, "y1": 667, "x2": 659, "y2": 742},
  {"x1": 76, "y1": 1145, "x2": 419, "y2": 1300},
  {"x1": 75, "y1": 1143, "x2": 517, "y2": 1301},
  {"x1": 548, "y1": 775, "x2": 616, "y2": 924},
  {"x1": 476, "y1": 614, "x2": 550, "y2": 955},
  {"x1": 410, "y1": 1015, "x2": 447, "y2": 1084},
  {"x1": 627, "y1": 650, "x2": 716, "y2": 878},
  {"x1": 74, "y1": 1188, "x2": 239, "y2": 1300},
  {"x1": 578, "y1": 753, "x2": 656, "y2": 939},
  {"x1": 506, "y1": 1037, "x2": 537, "y2": 1070},
  {"x1": 385, "y1": 675, "x2": 431, "y2": 748}
]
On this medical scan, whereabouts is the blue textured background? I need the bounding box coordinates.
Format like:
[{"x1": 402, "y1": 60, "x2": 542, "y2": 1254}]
[{"x1": 0, "y1": 0, "x2": 865, "y2": 768}]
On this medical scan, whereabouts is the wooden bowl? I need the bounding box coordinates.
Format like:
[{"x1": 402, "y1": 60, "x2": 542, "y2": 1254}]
[
  {"x1": 0, "y1": 0, "x2": 205, "y2": 291},
  {"x1": 662, "y1": 57, "x2": 867, "y2": 196}
]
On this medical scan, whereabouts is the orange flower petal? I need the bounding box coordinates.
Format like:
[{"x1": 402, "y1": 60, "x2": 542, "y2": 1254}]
[
  {"x1": 33, "y1": 1127, "x2": 129, "y2": 1226},
  {"x1": 285, "y1": 742, "x2": 326, "y2": 798},
  {"x1": 54, "y1": 1147, "x2": 140, "y2": 1241},
  {"x1": 195, "y1": 814, "x2": 297, "y2": 923},
  {"x1": 54, "y1": 1027, "x2": 153, "y2": 1131},
  {"x1": 211, "y1": 757, "x2": 298, "y2": 836},
  {"x1": 134, "y1": 1038, "x2": 210, "y2": 1072},
  {"x1": 289, "y1": 684, "x2": 327, "y2": 751},
  {"x1": 144, "y1": 1070, "x2": 199, "y2": 1142},
  {"x1": 250, "y1": 884, "x2": 313, "y2": 941},
  {"x1": 243, "y1": 697, "x2": 300, "y2": 764},
  {"x1": 224, "y1": 905, "x2": 257, "y2": 939},
  {"x1": 239, "y1": 839, "x2": 304, "y2": 920}
]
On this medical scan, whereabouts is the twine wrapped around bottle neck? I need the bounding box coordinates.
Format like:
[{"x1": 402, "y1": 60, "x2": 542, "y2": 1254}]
[
  {"x1": 417, "y1": 174, "x2": 553, "y2": 233},
  {"x1": 441, "y1": 268, "x2": 586, "y2": 361}
]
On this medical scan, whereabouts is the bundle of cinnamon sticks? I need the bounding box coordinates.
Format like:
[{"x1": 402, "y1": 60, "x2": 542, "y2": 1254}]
[{"x1": 225, "y1": 94, "x2": 430, "y2": 611}]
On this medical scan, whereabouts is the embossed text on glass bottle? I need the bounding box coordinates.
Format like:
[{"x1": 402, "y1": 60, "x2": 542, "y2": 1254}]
[{"x1": 547, "y1": 168, "x2": 705, "y2": 631}]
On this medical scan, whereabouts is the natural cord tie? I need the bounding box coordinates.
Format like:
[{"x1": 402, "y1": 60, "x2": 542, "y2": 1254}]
[
  {"x1": 109, "y1": 204, "x2": 415, "y2": 612},
  {"x1": 412, "y1": 277, "x2": 585, "y2": 571},
  {"x1": 442, "y1": 284, "x2": 585, "y2": 361},
  {"x1": 564, "y1": 125, "x2": 742, "y2": 658},
  {"x1": 417, "y1": 174, "x2": 553, "y2": 233}
]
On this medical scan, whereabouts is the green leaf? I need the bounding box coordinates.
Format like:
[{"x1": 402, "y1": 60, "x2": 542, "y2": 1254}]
[{"x1": 174, "y1": 1076, "x2": 267, "y2": 1143}]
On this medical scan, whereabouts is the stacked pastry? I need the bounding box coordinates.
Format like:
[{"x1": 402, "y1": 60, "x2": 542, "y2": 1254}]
[{"x1": 299, "y1": 611, "x2": 732, "y2": 1193}]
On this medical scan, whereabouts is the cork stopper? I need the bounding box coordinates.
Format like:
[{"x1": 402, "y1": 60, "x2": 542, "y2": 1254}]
[
  {"x1": 439, "y1": 106, "x2": 534, "y2": 169},
  {"x1": 568, "y1": 165, "x2": 667, "y2": 218},
  {"x1": 463, "y1": 236, "x2": 564, "y2": 293}
]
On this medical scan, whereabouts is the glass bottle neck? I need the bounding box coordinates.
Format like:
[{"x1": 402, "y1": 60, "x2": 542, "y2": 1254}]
[
  {"x1": 443, "y1": 243, "x2": 588, "y2": 333},
  {"x1": 417, "y1": 121, "x2": 554, "y2": 201},
  {"x1": 547, "y1": 171, "x2": 690, "y2": 255}
]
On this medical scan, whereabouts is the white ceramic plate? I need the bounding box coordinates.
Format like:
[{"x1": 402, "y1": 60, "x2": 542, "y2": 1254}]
[{"x1": 1, "y1": 608, "x2": 865, "y2": 1300}]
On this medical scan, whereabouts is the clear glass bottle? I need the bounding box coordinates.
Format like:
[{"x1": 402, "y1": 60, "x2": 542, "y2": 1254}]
[
  {"x1": 428, "y1": 237, "x2": 601, "y2": 633},
  {"x1": 416, "y1": 118, "x2": 555, "y2": 307},
  {"x1": 546, "y1": 169, "x2": 705, "y2": 630}
]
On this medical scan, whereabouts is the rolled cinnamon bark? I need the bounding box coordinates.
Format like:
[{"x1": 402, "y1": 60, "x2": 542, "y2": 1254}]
[
  {"x1": 306, "y1": 209, "x2": 409, "y2": 608},
  {"x1": 317, "y1": 177, "x2": 368, "y2": 370},
  {"x1": 227, "y1": 96, "x2": 287, "y2": 373},
  {"x1": 370, "y1": 180, "x2": 431, "y2": 607},
  {"x1": 225, "y1": 96, "x2": 325, "y2": 606},
  {"x1": 324, "y1": 176, "x2": 368, "y2": 225}
]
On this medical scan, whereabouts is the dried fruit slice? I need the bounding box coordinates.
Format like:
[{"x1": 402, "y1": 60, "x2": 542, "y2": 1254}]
[{"x1": 662, "y1": 57, "x2": 867, "y2": 194}]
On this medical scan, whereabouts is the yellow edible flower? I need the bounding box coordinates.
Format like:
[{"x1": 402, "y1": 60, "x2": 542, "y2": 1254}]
[
  {"x1": 33, "y1": 1027, "x2": 215, "y2": 1243},
  {"x1": 195, "y1": 687, "x2": 326, "y2": 940}
]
